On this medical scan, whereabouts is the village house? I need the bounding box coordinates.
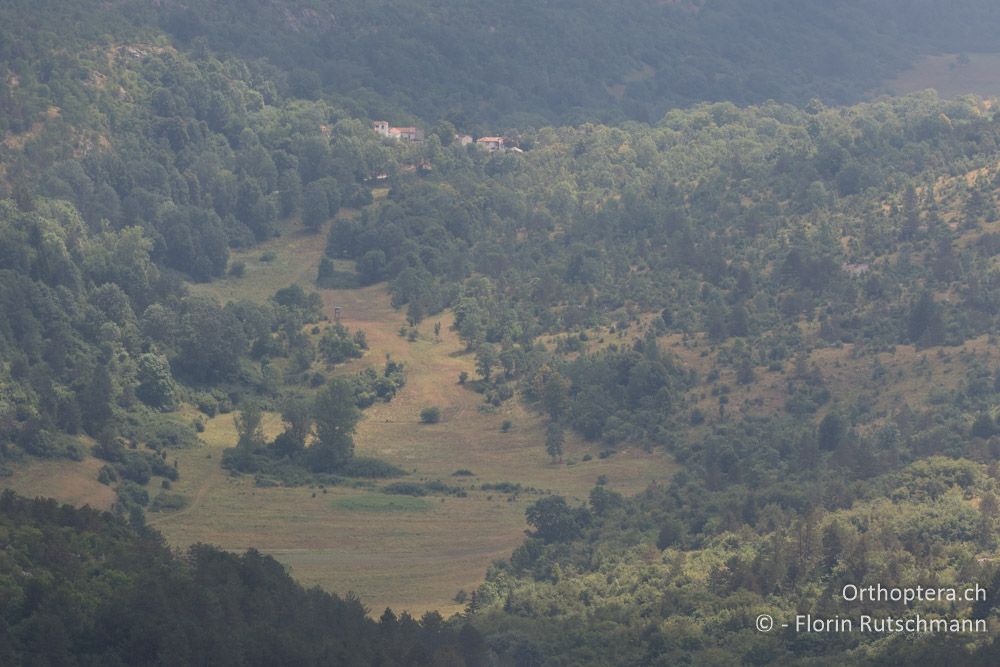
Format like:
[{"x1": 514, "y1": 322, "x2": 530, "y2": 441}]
[
  {"x1": 476, "y1": 136, "x2": 504, "y2": 151},
  {"x1": 375, "y1": 122, "x2": 513, "y2": 152},
  {"x1": 373, "y1": 121, "x2": 424, "y2": 141},
  {"x1": 390, "y1": 126, "x2": 424, "y2": 141}
]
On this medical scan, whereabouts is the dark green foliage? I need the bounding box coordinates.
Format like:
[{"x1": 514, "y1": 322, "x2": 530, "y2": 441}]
[
  {"x1": 318, "y1": 324, "x2": 365, "y2": 365},
  {"x1": 0, "y1": 492, "x2": 474, "y2": 665},
  {"x1": 351, "y1": 358, "x2": 407, "y2": 407},
  {"x1": 971, "y1": 413, "x2": 997, "y2": 439},
  {"x1": 171, "y1": 297, "x2": 248, "y2": 384},
  {"x1": 233, "y1": 402, "x2": 265, "y2": 450},
  {"x1": 78, "y1": 363, "x2": 114, "y2": 436},
  {"x1": 302, "y1": 179, "x2": 330, "y2": 232},
  {"x1": 656, "y1": 518, "x2": 684, "y2": 549},
  {"x1": 817, "y1": 412, "x2": 847, "y2": 452},
  {"x1": 480, "y1": 482, "x2": 523, "y2": 494},
  {"x1": 308, "y1": 379, "x2": 361, "y2": 473},
  {"x1": 221, "y1": 360, "x2": 405, "y2": 483},
  {"x1": 383, "y1": 480, "x2": 466, "y2": 497},
  {"x1": 145, "y1": 0, "x2": 1000, "y2": 127},
  {"x1": 272, "y1": 396, "x2": 312, "y2": 459},
  {"x1": 316, "y1": 257, "x2": 361, "y2": 288},
  {"x1": 357, "y1": 250, "x2": 387, "y2": 285},
  {"x1": 382, "y1": 482, "x2": 428, "y2": 497},
  {"x1": 135, "y1": 353, "x2": 177, "y2": 410},
  {"x1": 337, "y1": 457, "x2": 406, "y2": 479},
  {"x1": 525, "y1": 496, "x2": 591, "y2": 543},
  {"x1": 908, "y1": 290, "x2": 945, "y2": 345},
  {"x1": 545, "y1": 422, "x2": 564, "y2": 462},
  {"x1": 149, "y1": 492, "x2": 189, "y2": 512},
  {"x1": 420, "y1": 406, "x2": 442, "y2": 424}
]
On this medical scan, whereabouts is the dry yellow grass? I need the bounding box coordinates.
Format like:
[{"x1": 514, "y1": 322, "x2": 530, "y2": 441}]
[
  {"x1": 1, "y1": 455, "x2": 116, "y2": 510},
  {"x1": 883, "y1": 53, "x2": 1000, "y2": 99},
  {"x1": 148, "y1": 217, "x2": 674, "y2": 616}
]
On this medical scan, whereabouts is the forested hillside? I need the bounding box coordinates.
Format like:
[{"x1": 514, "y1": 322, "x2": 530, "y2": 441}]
[
  {"x1": 9, "y1": 0, "x2": 1000, "y2": 131},
  {"x1": 148, "y1": 0, "x2": 1000, "y2": 126},
  {"x1": 7, "y1": 1, "x2": 1000, "y2": 664}
]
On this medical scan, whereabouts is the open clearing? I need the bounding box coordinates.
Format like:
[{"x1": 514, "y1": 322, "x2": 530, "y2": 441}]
[
  {"x1": 1, "y1": 455, "x2": 116, "y2": 510},
  {"x1": 881, "y1": 53, "x2": 1000, "y2": 99},
  {"x1": 151, "y1": 217, "x2": 673, "y2": 615}
]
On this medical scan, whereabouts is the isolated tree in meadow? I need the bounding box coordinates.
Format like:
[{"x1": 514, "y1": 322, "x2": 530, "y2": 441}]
[
  {"x1": 545, "y1": 422, "x2": 565, "y2": 462},
  {"x1": 272, "y1": 396, "x2": 312, "y2": 458},
  {"x1": 420, "y1": 406, "x2": 442, "y2": 424},
  {"x1": 234, "y1": 402, "x2": 265, "y2": 450},
  {"x1": 308, "y1": 378, "x2": 360, "y2": 472}
]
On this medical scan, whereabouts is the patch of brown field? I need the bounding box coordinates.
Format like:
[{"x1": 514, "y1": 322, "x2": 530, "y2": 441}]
[
  {"x1": 3, "y1": 121, "x2": 45, "y2": 151},
  {"x1": 0, "y1": 455, "x2": 116, "y2": 511},
  {"x1": 881, "y1": 53, "x2": 1000, "y2": 99}
]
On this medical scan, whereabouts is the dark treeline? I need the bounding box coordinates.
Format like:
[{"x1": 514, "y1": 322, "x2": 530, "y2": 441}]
[{"x1": 0, "y1": 491, "x2": 490, "y2": 666}]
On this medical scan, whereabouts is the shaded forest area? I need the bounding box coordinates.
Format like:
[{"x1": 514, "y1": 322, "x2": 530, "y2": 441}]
[{"x1": 0, "y1": 492, "x2": 489, "y2": 665}]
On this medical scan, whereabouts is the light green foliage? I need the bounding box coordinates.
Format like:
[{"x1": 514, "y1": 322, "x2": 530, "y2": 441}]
[{"x1": 135, "y1": 353, "x2": 177, "y2": 410}]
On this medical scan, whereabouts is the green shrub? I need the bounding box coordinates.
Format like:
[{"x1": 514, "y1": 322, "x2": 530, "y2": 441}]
[
  {"x1": 339, "y1": 457, "x2": 406, "y2": 478},
  {"x1": 150, "y1": 493, "x2": 189, "y2": 512},
  {"x1": 420, "y1": 406, "x2": 442, "y2": 424},
  {"x1": 383, "y1": 482, "x2": 428, "y2": 496}
]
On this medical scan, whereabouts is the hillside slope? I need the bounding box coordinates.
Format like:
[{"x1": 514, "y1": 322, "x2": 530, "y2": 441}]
[{"x1": 150, "y1": 0, "x2": 1000, "y2": 126}]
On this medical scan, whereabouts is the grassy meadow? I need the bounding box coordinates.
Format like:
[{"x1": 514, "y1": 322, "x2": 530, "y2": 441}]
[{"x1": 152, "y1": 215, "x2": 672, "y2": 615}]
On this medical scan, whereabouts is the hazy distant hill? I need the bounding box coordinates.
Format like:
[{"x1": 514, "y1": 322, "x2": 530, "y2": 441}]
[{"x1": 149, "y1": 0, "x2": 1000, "y2": 127}]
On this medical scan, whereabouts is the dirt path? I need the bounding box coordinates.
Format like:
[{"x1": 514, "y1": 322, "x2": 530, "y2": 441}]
[{"x1": 147, "y1": 450, "x2": 225, "y2": 528}]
